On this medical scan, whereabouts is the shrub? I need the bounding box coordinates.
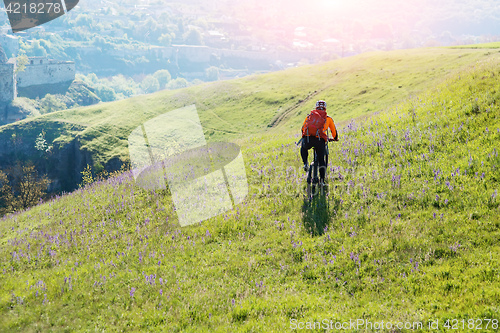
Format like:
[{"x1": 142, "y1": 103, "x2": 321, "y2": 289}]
[
  {"x1": 39, "y1": 94, "x2": 67, "y2": 114},
  {"x1": 140, "y1": 75, "x2": 160, "y2": 94}
]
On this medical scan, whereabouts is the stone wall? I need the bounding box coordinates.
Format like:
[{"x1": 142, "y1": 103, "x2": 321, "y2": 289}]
[
  {"x1": 176, "y1": 45, "x2": 211, "y2": 63},
  {"x1": 17, "y1": 58, "x2": 75, "y2": 88},
  {"x1": 0, "y1": 62, "x2": 15, "y2": 103}
]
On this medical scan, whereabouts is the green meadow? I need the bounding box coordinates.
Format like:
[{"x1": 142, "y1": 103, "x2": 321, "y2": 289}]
[{"x1": 0, "y1": 47, "x2": 499, "y2": 331}]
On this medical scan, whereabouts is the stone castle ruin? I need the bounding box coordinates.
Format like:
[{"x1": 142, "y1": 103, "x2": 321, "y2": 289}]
[
  {"x1": 0, "y1": 43, "x2": 75, "y2": 102},
  {"x1": 16, "y1": 57, "x2": 76, "y2": 99}
]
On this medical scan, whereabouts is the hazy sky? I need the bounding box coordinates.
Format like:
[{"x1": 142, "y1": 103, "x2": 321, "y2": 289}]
[
  {"x1": 231, "y1": 0, "x2": 500, "y2": 37},
  {"x1": 2, "y1": 0, "x2": 499, "y2": 38}
]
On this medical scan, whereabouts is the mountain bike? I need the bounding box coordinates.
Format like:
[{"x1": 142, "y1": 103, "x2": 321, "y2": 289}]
[{"x1": 306, "y1": 138, "x2": 334, "y2": 199}]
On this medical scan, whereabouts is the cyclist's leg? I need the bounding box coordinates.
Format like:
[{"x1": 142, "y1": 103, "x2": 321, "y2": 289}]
[
  {"x1": 315, "y1": 140, "x2": 326, "y2": 182},
  {"x1": 325, "y1": 143, "x2": 329, "y2": 169},
  {"x1": 300, "y1": 137, "x2": 313, "y2": 167}
]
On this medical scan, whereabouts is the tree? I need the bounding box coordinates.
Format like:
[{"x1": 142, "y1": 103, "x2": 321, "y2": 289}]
[
  {"x1": 15, "y1": 54, "x2": 29, "y2": 74},
  {"x1": 158, "y1": 33, "x2": 173, "y2": 46},
  {"x1": 166, "y1": 78, "x2": 188, "y2": 90},
  {"x1": 40, "y1": 94, "x2": 67, "y2": 114},
  {"x1": 176, "y1": 19, "x2": 185, "y2": 36},
  {"x1": 153, "y1": 69, "x2": 171, "y2": 88},
  {"x1": 206, "y1": 66, "x2": 220, "y2": 81},
  {"x1": 136, "y1": 17, "x2": 160, "y2": 42},
  {"x1": 109, "y1": 75, "x2": 137, "y2": 97},
  {"x1": 183, "y1": 28, "x2": 203, "y2": 45},
  {"x1": 86, "y1": 73, "x2": 99, "y2": 84},
  {"x1": 112, "y1": 20, "x2": 125, "y2": 30},
  {"x1": 75, "y1": 14, "x2": 94, "y2": 28},
  {"x1": 34, "y1": 131, "x2": 53, "y2": 174},
  {"x1": 39, "y1": 39, "x2": 51, "y2": 52},
  {"x1": 29, "y1": 40, "x2": 47, "y2": 57},
  {"x1": 96, "y1": 85, "x2": 117, "y2": 102},
  {"x1": 93, "y1": 36, "x2": 111, "y2": 50},
  {"x1": 9, "y1": 162, "x2": 49, "y2": 210},
  {"x1": 0, "y1": 170, "x2": 13, "y2": 216},
  {"x1": 140, "y1": 75, "x2": 160, "y2": 94},
  {"x1": 35, "y1": 131, "x2": 52, "y2": 156}
]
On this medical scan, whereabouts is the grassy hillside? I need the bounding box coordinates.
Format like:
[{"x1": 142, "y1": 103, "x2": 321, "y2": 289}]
[
  {"x1": 0, "y1": 54, "x2": 499, "y2": 331},
  {"x1": 0, "y1": 47, "x2": 498, "y2": 171},
  {"x1": 450, "y1": 42, "x2": 500, "y2": 49}
]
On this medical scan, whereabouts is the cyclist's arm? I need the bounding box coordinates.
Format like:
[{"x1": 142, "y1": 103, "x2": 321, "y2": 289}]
[
  {"x1": 326, "y1": 117, "x2": 339, "y2": 141},
  {"x1": 301, "y1": 117, "x2": 307, "y2": 136}
]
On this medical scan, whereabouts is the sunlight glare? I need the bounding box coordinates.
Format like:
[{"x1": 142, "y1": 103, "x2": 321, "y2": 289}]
[{"x1": 321, "y1": 0, "x2": 347, "y2": 11}]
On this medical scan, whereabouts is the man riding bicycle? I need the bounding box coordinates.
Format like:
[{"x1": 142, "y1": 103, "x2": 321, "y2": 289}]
[{"x1": 300, "y1": 100, "x2": 338, "y2": 185}]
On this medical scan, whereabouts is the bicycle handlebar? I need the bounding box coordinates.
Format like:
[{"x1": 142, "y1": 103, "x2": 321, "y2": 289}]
[{"x1": 297, "y1": 137, "x2": 338, "y2": 145}]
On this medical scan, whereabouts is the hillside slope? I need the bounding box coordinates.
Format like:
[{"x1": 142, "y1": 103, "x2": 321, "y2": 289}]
[
  {"x1": 0, "y1": 47, "x2": 498, "y2": 192},
  {"x1": 0, "y1": 56, "x2": 499, "y2": 331}
]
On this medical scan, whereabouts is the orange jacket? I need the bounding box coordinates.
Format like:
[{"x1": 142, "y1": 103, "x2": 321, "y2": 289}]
[
  {"x1": 302, "y1": 113, "x2": 338, "y2": 141},
  {"x1": 324, "y1": 116, "x2": 338, "y2": 140}
]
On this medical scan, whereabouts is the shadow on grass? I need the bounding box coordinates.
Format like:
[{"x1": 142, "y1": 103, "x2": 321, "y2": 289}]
[{"x1": 302, "y1": 187, "x2": 342, "y2": 236}]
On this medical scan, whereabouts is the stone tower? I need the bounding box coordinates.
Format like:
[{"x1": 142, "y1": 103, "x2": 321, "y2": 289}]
[{"x1": 0, "y1": 44, "x2": 16, "y2": 105}]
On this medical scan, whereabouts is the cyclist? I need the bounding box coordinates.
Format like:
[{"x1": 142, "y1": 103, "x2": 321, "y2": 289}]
[{"x1": 300, "y1": 100, "x2": 338, "y2": 184}]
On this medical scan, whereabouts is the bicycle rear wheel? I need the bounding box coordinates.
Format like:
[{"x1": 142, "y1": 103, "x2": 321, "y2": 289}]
[
  {"x1": 310, "y1": 164, "x2": 320, "y2": 198},
  {"x1": 306, "y1": 161, "x2": 314, "y2": 199}
]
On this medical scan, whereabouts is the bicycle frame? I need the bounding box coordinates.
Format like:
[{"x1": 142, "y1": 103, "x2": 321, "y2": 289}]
[
  {"x1": 307, "y1": 141, "x2": 329, "y2": 183},
  {"x1": 306, "y1": 140, "x2": 329, "y2": 198}
]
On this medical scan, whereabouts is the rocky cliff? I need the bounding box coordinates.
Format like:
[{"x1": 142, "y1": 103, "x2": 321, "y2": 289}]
[{"x1": 0, "y1": 120, "x2": 122, "y2": 193}]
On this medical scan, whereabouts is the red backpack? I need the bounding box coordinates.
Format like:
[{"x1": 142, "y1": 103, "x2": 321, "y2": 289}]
[{"x1": 302, "y1": 109, "x2": 327, "y2": 141}]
